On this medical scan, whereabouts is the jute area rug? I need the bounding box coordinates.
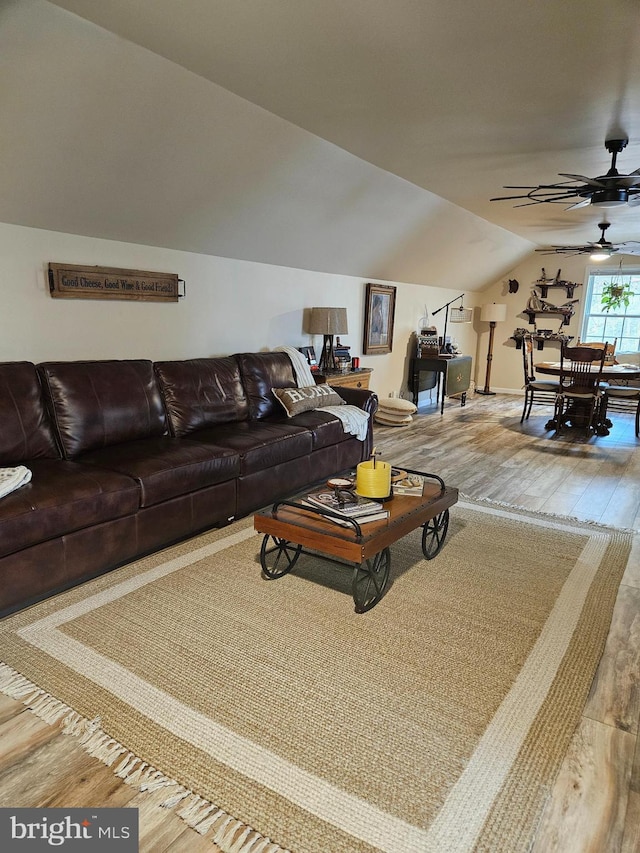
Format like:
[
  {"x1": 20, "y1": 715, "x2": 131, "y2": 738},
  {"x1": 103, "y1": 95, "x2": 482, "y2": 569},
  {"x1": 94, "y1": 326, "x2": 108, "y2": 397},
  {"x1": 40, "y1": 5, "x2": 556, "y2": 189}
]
[{"x1": 0, "y1": 498, "x2": 632, "y2": 853}]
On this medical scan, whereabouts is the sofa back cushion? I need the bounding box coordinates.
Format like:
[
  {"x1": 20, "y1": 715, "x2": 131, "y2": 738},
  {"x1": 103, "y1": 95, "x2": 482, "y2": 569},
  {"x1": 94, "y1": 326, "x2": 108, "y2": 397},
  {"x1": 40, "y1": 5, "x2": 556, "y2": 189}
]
[
  {"x1": 235, "y1": 352, "x2": 297, "y2": 420},
  {"x1": 39, "y1": 360, "x2": 167, "y2": 458},
  {"x1": 0, "y1": 362, "x2": 59, "y2": 464},
  {"x1": 154, "y1": 357, "x2": 249, "y2": 436}
]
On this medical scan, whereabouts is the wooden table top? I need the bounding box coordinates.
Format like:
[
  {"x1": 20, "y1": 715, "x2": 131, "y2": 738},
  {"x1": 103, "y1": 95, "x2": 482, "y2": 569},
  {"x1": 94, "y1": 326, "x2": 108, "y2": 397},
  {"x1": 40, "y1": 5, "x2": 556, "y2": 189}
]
[{"x1": 535, "y1": 361, "x2": 640, "y2": 379}]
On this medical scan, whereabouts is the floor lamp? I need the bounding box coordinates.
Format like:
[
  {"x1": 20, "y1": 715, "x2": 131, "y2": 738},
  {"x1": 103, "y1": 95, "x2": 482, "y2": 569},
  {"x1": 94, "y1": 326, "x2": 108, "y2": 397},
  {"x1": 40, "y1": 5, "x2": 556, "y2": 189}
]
[
  {"x1": 477, "y1": 303, "x2": 507, "y2": 395},
  {"x1": 308, "y1": 307, "x2": 348, "y2": 373}
]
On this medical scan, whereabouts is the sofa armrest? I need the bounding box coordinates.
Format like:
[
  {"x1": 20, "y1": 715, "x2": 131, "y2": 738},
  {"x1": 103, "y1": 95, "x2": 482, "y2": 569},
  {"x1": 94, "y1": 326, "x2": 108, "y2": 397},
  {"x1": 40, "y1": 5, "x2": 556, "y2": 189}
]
[{"x1": 333, "y1": 387, "x2": 378, "y2": 416}]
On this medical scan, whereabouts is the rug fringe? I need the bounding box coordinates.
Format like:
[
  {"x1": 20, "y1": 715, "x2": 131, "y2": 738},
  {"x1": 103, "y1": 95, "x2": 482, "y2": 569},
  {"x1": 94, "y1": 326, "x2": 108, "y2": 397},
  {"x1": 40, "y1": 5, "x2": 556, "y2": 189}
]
[
  {"x1": 459, "y1": 493, "x2": 639, "y2": 534},
  {"x1": 0, "y1": 661, "x2": 290, "y2": 853}
]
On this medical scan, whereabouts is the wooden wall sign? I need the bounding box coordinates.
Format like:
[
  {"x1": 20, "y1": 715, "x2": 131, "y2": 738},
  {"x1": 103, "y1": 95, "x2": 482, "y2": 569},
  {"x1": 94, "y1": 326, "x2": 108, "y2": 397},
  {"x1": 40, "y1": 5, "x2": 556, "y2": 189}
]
[{"x1": 48, "y1": 263, "x2": 181, "y2": 302}]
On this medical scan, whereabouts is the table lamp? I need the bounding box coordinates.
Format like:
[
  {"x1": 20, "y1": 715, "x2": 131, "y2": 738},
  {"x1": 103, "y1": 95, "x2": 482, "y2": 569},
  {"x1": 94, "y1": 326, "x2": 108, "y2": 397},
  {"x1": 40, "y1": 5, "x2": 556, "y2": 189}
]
[
  {"x1": 308, "y1": 307, "x2": 348, "y2": 372},
  {"x1": 477, "y1": 303, "x2": 507, "y2": 395}
]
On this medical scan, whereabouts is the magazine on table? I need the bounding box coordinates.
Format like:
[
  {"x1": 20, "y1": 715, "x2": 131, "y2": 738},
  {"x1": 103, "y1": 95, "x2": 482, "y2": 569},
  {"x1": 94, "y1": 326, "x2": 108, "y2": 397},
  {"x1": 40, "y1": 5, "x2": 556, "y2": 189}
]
[
  {"x1": 304, "y1": 490, "x2": 388, "y2": 519},
  {"x1": 0, "y1": 465, "x2": 32, "y2": 500},
  {"x1": 302, "y1": 501, "x2": 389, "y2": 527}
]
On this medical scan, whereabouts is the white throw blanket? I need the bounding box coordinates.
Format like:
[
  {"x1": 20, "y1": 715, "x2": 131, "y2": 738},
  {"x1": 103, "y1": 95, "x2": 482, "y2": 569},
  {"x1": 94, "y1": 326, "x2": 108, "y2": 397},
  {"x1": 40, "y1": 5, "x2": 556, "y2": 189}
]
[
  {"x1": 0, "y1": 465, "x2": 32, "y2": 499},
  {"x1": 275, "y1": 346, "x2": 370, "y2": 441}
]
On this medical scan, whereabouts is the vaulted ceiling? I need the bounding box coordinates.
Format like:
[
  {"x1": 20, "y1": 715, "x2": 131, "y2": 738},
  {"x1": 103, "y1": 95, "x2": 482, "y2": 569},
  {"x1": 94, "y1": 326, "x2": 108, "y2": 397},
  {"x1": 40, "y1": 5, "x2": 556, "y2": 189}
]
[{"x1": 2, "y1": 0, "x2": 640, "y2": 289}]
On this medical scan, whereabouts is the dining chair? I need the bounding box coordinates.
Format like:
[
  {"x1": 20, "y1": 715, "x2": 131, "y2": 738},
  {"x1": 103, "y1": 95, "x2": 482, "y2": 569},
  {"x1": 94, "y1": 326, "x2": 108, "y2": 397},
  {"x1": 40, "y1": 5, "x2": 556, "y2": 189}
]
[
  {"x1": 520, "y1": 334, "x2": 559, "y2": 423},
  {"x1": 602, "y1": 385, "x2": 640, "y2": 436},
  {"x1": 553, "y1": 343, "x2": 607, "y2": 436},
  {"x1": 576, "y1": 338, "x2": 617, "y2": 365}
]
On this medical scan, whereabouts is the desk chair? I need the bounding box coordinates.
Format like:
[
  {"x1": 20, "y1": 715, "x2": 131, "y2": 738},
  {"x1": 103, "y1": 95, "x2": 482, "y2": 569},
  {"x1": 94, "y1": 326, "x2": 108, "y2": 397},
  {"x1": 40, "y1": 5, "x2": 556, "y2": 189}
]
[
  {"x1": 520, "y1": 334, "x2": 559, "y2": 423},
  {"x1": 554, "y1": 344, "x2": 607, "y2": 436}
]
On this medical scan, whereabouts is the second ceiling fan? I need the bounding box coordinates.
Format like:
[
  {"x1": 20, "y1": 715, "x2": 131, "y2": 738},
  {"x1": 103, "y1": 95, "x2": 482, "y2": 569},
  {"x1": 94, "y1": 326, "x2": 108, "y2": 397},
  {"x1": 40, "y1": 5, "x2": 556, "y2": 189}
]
[{"x1": 535, "y1": 221, "x2": 640, "y2": 258}]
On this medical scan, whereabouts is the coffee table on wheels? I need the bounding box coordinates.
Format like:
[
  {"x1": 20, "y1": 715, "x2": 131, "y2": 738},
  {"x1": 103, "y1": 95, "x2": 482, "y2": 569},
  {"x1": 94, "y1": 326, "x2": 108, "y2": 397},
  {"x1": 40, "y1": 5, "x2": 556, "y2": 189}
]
[{"x1": 253, "y1": 468, "x2": 458, "y2": 613}]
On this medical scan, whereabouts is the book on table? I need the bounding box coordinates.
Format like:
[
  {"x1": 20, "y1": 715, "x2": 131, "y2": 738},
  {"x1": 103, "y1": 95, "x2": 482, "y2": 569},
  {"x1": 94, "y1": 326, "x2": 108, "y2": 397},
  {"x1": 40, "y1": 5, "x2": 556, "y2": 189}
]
[{"x1": 303, "y1": 491, "x2": 389, "y2": 525}]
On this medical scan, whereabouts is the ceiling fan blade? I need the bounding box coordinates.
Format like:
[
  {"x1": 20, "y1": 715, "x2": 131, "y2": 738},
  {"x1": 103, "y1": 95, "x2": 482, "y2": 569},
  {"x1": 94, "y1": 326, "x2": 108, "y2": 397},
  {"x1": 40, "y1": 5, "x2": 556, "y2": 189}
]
[
  {"x1": 627, "y1": 194, "x2": 640, "y2": 206},
  {"x1": 614, "y1": 175, "x2": 640, "y2": 188},
  {"x1": 535, "y1": 245, "x2": 591, "y2": 255},
  {"x1": 491, "y1": 189, "x2": 579, "y2": 203},
  {"x1": 564, "y1": 197, "x2": 592, "y2": 210},
  {"x1": 558, "y1": 173, "x2": 606, "y2": 188}
]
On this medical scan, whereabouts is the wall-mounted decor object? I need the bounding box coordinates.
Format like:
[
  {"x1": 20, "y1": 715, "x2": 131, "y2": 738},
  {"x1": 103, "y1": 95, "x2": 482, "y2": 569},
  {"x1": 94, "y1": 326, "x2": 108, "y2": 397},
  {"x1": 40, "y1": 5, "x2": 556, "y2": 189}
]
[
  {"x1": 48, "y1": 263, "x2": 183, "y2": 302},
  {"x1": 363, "y1": 283, "x2": 396, "y2": 355}
]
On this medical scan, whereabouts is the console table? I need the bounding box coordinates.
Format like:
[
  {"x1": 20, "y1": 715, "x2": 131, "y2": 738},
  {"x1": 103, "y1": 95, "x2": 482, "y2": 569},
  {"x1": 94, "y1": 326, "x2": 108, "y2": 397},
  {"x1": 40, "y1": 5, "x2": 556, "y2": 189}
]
[
  {"x1": 315, "y1": 368, "x2": 373, "y2": 390},
  {"x1": 410, "y1": 356, "x2": 472, "y2": 414}
]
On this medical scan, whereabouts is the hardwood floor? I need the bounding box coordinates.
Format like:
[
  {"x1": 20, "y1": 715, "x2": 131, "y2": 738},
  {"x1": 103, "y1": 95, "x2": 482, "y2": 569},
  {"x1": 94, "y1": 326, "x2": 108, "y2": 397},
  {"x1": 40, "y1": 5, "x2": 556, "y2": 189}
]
[{"x1": 1, "y1": 392, "x2": 638, "y2": 852}]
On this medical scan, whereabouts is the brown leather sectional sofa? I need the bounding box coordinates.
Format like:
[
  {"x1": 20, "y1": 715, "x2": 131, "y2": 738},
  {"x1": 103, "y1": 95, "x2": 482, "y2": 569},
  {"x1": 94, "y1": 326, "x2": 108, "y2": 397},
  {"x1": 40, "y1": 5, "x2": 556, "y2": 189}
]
[{"x1": 0, "y1": 352, "x2": 377, "y2": 616}]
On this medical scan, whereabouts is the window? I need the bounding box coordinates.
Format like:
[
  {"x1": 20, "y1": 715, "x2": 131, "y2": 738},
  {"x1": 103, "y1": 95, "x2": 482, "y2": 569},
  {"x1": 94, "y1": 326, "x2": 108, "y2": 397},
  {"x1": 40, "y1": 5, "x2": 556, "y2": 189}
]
[{"x1": 581, "y1": 267, "x2": 640, "y2": 352}]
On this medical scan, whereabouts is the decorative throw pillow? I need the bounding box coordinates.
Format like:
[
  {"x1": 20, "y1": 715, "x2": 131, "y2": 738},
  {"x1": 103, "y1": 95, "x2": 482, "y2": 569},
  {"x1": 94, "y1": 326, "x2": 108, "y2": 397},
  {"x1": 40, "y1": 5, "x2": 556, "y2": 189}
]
[
  {"x1": 377, "y1": 397, "x2": 417, "y2": 415},
  {"x1": 272, "y1": 384, "x2": 345, "y2": 418}
]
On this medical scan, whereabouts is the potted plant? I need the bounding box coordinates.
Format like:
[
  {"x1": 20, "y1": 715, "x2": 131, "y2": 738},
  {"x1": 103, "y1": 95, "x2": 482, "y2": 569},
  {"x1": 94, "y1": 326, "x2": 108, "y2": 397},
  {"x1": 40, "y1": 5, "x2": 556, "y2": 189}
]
[{"x1": 600, "y1": 280, "x2": 635, "y2": 312}]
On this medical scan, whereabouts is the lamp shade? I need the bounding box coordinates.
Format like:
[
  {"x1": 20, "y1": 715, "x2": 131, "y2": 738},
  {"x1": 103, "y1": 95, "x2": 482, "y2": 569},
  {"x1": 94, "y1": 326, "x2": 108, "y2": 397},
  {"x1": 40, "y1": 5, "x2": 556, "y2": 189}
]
[
  {"x1": 480, "y1": 303, "x2": 507, "y2": 323},
  {"x1": 449, "y1": 306, "x2": 472, "y2": 323},
  {"x1": 308, "y1": 307, "x2": 348, "y2": 335}
]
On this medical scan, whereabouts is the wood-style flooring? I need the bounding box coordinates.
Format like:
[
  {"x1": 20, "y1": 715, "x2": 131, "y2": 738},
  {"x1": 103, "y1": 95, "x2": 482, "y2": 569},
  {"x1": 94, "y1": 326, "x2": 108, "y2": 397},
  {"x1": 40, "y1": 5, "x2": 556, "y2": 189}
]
[{"x1": 1, "y1": 392, "x2": 638, "y2": 852}]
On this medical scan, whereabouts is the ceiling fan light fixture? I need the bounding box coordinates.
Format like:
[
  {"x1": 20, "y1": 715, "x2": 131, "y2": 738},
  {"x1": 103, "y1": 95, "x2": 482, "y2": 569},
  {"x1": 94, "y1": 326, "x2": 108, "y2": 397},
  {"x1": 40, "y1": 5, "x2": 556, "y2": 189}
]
[
  {"x1": 591, "y1": 188, "x2": 628, "y2": 208},
  {"x1": 589, "y1": 248, "x2": 613, "y2": 261}
]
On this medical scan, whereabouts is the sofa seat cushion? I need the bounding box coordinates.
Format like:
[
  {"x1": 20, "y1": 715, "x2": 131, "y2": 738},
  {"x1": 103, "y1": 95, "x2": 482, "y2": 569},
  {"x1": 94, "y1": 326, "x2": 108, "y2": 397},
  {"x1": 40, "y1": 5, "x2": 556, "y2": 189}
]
[
  {"x1": 185, "y1": 421, "x2": 313, "y2": 476},
  {"x1": 78, "y1": 438, "x2": 240, "y2": 507},
  {"x1": 273, "y1": 411, "x2": 352, "y2": 450},
  {"x1": 0, "y1": 459, "x2": 139, "y2": 559}
]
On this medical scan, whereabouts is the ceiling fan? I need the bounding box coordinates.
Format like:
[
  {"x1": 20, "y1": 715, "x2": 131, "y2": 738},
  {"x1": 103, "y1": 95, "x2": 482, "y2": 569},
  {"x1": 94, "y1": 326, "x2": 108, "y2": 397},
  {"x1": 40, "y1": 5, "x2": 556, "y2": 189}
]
[
  {"x1": 535, "y1": 221, "x2": 640, "y2": 258},
  {"x1": 491, "y1": 138, "x2": 640, "y2": 209}
]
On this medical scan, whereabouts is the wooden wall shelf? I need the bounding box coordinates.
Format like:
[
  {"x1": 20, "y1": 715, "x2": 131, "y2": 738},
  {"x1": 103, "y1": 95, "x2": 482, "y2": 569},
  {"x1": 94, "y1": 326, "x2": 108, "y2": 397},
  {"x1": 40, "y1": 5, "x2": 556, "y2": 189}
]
[
  {"x1": 511, "y1": 335, "x2": 574, "y2": 351},
  {"x1": 524, "y1": 308, "x2": 573, "y2": 326},
  {"x1": 535, "y1": 282, "x2": 581, "y2": 299}
]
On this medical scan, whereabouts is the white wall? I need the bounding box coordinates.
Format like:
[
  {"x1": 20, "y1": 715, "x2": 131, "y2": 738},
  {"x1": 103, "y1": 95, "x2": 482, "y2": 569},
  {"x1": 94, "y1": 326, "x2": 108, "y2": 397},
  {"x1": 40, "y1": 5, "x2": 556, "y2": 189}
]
[{"x1": 0, "y1": 221, "x2": 480, "y2": 400}]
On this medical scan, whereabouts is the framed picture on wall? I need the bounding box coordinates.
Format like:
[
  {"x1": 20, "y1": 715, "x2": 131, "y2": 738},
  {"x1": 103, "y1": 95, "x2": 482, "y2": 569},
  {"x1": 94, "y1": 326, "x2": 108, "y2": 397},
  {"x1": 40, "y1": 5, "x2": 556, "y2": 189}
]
[
  {"x1": 363, "y1": 283, "x2": 396, "y2": 355},
  {"x1": 298, "y1": 346, "x2": 317, "y2": 368}
]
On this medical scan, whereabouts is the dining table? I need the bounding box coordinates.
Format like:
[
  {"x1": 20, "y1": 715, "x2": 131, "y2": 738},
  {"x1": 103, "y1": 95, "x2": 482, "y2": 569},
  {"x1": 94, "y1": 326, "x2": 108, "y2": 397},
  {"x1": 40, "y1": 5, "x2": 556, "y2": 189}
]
[{"x1": 534, "y1": 361, "x2": 640, "y2": 434}]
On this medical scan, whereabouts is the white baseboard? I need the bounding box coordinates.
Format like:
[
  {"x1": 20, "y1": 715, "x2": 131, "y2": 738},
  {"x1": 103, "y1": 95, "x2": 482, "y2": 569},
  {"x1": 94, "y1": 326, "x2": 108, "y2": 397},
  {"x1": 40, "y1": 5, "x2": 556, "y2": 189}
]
[{"x1": 474, "y1": 387, "x2": 524, "y2": 396}]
